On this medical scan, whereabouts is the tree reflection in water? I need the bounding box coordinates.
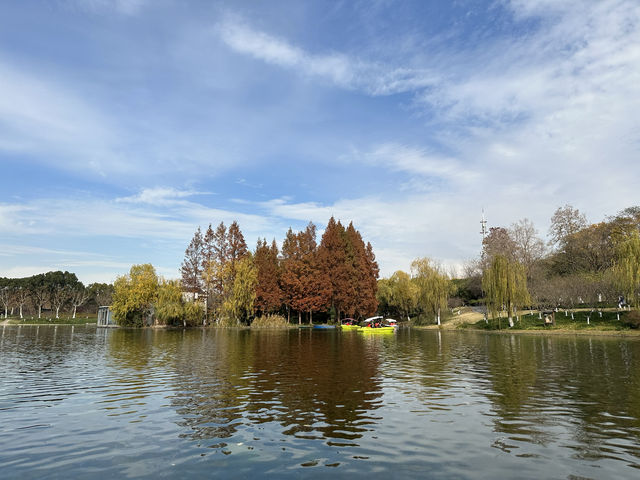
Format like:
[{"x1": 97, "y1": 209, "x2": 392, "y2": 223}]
[{"x1": 165, "y1": 329, "x2": 384, "y2": 450}]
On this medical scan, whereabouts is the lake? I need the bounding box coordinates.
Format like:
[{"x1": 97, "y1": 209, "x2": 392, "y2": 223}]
[{"x1": 1, "y1": 325, "x2": 640, "y2": 479}]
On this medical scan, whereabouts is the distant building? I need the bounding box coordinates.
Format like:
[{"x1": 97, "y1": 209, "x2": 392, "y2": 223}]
[{"x1": 97, "y1": 306, "x2": 116, "y2": 327}]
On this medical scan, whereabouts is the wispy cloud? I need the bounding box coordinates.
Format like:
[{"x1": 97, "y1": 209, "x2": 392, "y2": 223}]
[
  {"x1": 64, "y1": 0, "x2": 149, "y2": 16},
  {"x1": 116, "y1": 187, "x2": 212, "y2": 206},
  {"x1": 217, "y1": 19, "x2": 439, "y2": 95}
]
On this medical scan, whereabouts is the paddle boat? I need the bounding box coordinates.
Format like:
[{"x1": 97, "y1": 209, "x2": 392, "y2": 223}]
[
  {"x1": 358, "y1": 316, "x2": 398, "y2": 334},
  {"x1": 339, "y1": 318, "x2": 360, "y2": 331},
  {"x1": 313, "y1": 324, "x2": 337, "y2": 330}
]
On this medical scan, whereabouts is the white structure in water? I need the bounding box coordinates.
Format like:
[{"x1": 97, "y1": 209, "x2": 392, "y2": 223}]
[{"x1": 97, "y1": 306, "x2": 116, "y2": 327}]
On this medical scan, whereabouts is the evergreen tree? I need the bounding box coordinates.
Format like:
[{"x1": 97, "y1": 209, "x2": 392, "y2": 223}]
[
  {"x1": 180, "y1": 227, "x2": 204, "y2": 294},
  {"x1": 318, "y1": 217, "x2": 350, "y2": 321},
  {"x1": 254, "y1": 238, "x2": 283, "y2": 315}
]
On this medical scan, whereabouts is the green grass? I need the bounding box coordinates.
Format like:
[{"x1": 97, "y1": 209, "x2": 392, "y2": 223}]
[
  {"x1": 5, "y1": 315, "x2": 98, "y2": 325},
  {"x1": 466, "y1": 310, "x2": 635, "y2": 331}
]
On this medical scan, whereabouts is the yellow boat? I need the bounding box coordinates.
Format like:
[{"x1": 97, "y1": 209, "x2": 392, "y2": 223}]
[
  {"x1": 357, "y1": 326, "x2": 396, "y2": 333},
  {"x1": 340, "y1": 324, "x2": 360, "y2": 331}
]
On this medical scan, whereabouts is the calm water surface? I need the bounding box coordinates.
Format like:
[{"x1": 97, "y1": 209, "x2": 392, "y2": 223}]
[{"x1": 1, "y1": 325, "x2": 640, "y2": 479}]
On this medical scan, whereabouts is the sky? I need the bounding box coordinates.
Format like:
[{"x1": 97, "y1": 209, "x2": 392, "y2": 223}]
[{"x1": 1, "y1": 0, "x2": 639, "y2": 285}]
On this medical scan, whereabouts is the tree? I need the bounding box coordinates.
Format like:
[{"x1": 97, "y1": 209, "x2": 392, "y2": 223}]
[
  {"x1": 549, "y1": 204, "x2": 587, "y2": 248},
  {"x1": 111, "y1": 264, "x2": 159, "y2": 326},
  {"x1": 280, "y1": 224, "x2": 330, "y2": 324},
  {"x1": 13, "y1": 283, "x2": 30, "y2": 319},
  {"x1": 482, "y1": 255, "x2": 530, "y2": 328},
  {"x1": 0, "y1": 281, "x2": 10, "y2": 319},
  {"x1": 613, "y1": 232, "x2": 640, "y2": 308},
  {"x1": 345, "y1": 223, "x2": 378, "y2": 318},
  {"x1": 481, "y1": 227, "x2": 516, "y2": 268},
  {"x1": 70, "y1": 284, "x2": 89, "y2": 319},
  {"x1": 281, "y1": 227, "x2": 303, "y2": 323},
  {"x1": 297, "y1": 223, "x2": 331, "y2": 323},
  {"x1": 46, "y1": 271, "x2": 80, "y2": 318},
  {"x1": 29, "y1": 273, "x2": 48, "y2": 319},
  {"x1": 227, "y1": 221, "x2": 249, "y2": 264},
  {"x1": 181, "y1": 226, "x2": 204, "y2": 295},
  {"x1": 318, "y1": 217, "x2": 351, "y2": 321},
  {"x1": 509, "y1": 218, "x2": 545, "y2": 274},
  {"x1": 155, "y1": 280, "x2": 188, "y2": 327},
  {"x1": 411, "y1": 258, "x2": 450, "y2": 325},
  {"x1": 221, "y1": 256, "x2": 257, "y2": 325},
  {"x1": 388, "y1": 271, "x2": 416, "y2": 320},
  {"x1": 254, "y1": 238, "x2": 283, "y2": 315},
  {"x1": 88, "y1": 283, "x2": 114, "y2": 310}
]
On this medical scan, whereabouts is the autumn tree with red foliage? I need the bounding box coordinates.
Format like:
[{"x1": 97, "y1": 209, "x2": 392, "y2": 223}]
[{"x1": 254, "y1": 238, "x2": 283, "y2": 315}]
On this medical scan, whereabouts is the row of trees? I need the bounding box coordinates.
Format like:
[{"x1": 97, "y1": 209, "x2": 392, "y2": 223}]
[
  {"x1": 377, "y1": 258, "x2": 451, "y2": 325},
  {"x1": 180, "y1": 217, "x2": 379, "y2": 325},
  {"x1": 468, "y1": 205, "x2": 640, "y2": 326},
  {"x1": 111, "y1": 264, "x2": 203, "y2": 327},
  {"x1": 0, "y1": 272, "x2": 113, "y2": 319},
  {"x1": 376, "y1": 205, "x2": 640, "y2": 328}
]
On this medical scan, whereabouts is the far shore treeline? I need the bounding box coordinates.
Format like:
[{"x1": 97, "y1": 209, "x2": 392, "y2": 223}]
[
  {"x1": 2, "y1": 205, "x2": 639, "y2": 329},
  {"x1": 0, "y1": 272, "x2": 113, "y2": 320}
]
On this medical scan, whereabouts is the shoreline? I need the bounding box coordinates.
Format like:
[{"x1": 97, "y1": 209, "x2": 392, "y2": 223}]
[{"x1": 416, "y1": 324, "x2": 640, "y2": 337}]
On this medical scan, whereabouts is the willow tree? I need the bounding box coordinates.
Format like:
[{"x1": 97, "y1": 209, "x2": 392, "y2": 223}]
[
  {"x1": 411, "y1": 258, "x2": 450, "y2": 326},
  {"x1": 112, "y1": 264, "x2": 159, "y2": 327},
  {"x1": 221, "y1": 256, "x2": 257, "y2": 325},
  {"x1": 388, "y1": 270, "x2": 416, "y2": 321},
  {"x1": 482, "y1": 255, "x2": 530, "y2": 328},
  {"x1": 613, "y1": 232, "x2": 640, "y2": 308}
]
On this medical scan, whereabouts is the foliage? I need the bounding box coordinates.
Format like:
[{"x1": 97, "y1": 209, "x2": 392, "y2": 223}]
[
  {"x1": 181, "y1": 226, "x2": 204, "y2": 294},
  {"x1": 250, "y1": 314, "x2": 289, "y2": 329},
  {"x1": 612, "y1": 232, "x2": 640, "y2": 307},
  {"x1": 221, "y1": 256, "x2": 257, "y2": 325},
  {"x1": 155, "y1": 280, "x2": 205, "y2": 327},
  {"x1": 254, "y1": 238, "x2": 283, "y2": 314},
  {"x1": 155, "y1": 280, "x2": 186, "y2": 326},
  {"x1": 623, "y1": 310, "x2": 640, "y2": 329},
  {"x1": 482, "y1": 255, "x2": 530, "y2": 327},
  {"x1": 387, "y1": 270, "x2": 416, "y2": 319},
  {"x1": 411, "y1": 258, "x2": 451, "y2": 325},
  {"x1": 112, "y1": 264, "x2": 159, "y2": 326}
]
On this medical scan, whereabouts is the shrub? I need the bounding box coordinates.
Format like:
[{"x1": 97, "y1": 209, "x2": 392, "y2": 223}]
[
  {"x1": 250, "y1": 314, "x2": 289, "y2": 329},
  {"x1": 623, "y1": 310, "x2": 640, "y2": 329}
]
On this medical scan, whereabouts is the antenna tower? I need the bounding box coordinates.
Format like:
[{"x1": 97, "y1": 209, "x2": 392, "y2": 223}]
[{"x1": 480, "y1": 210, "x2": 487, "y2": 240}]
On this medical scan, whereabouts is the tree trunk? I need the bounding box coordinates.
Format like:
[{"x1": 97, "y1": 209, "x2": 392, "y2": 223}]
[
  {"x1": 72, "y1": 305, "x2": 77, "y2": 319},
  {"x1": 436, "y1": 308, "x2": 441, "y2": 326},
  {"x1": 19, "y1": 305, "x2": 23, "y2": 319},
  {"x1": 3, "y1": 307, "x2": 7, "y2": 319},
  {"x1": 309, "y1": 309, "x2": 313, "y2": 325},
  {"x1": 55, "y1": 306, "x2": 60, "y2": 319},
  {"x1": 38, "y1": 305, "x2": 42, "y2": 319},
  {"x1": 298, "y1": 311, "x2": 301, "y2": 325}
]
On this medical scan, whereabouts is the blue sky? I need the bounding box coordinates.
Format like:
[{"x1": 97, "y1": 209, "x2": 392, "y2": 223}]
[{"x1": 1, "y1": 0, "x2": 639, "y2": 284}]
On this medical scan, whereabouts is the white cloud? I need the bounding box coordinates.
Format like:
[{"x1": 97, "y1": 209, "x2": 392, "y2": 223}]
[
  {"x1": 0, "y1": 60, "x2": 132, "y2": 176},
  {"x1": 65, "y1": 0, "x2": 148, "y2": 16},
  {"x1": 217, "y1": 19, "x2": 439, "y2": 95},
  {"x1": 116, "y1": 187, "x2": 212, "y2": 206}
]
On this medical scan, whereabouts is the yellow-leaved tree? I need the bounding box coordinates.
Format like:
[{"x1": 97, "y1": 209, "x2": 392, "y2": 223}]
[
  {"x1": 612, "y1": 232, "x2": 640, "y2": 308},
  {"x1": 221, "y1": 256, "x2": 257, "y2": 325},
  {"x1": 482, "y1": 255, "x2": 530, "y2": 328},
  {"x1": 112, "y1": 264, "x2": 159, "y2": 326},
  {"x1": 411, "y1": 258, "x2": 450, "y2": 325}
]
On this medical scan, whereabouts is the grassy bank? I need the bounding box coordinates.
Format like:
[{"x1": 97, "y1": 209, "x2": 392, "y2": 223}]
[
  {"x1": 457, "y1": 309, "x2": 638, "y2": 332},
  {"x1": 3, "y1": 315, "x2": 98, "y2": 325}
]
